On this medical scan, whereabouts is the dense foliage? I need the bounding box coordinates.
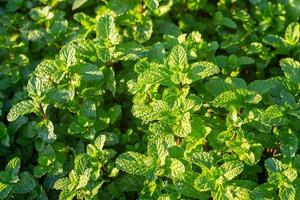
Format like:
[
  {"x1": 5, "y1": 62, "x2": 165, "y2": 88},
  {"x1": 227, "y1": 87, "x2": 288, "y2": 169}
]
[{"x1": 1, "y1": 0, "x2": 300, "y2": 199}]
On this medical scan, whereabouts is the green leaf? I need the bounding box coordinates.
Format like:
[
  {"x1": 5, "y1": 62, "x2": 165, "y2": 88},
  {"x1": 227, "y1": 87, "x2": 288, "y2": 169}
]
[
  {"x1": 194, "y1": 168, "x2": 215, "y2": 192},
  {"x1": 5, "y1": 157, "x2": 21, "y2": 177},
  {"x1": 13, "y1": 172, "x2": 36, "y2": 194},
  {"x1": 285, "y1": 22, "x2": 300, "y2": 45},
  {"x1": 167, "y1": 45, "x2": 188, "y2": 71},
  {"x1": 74, "y1": 12, "x2": 95, "y2": 29},
  {"x1": 71, "y1": 39, "x2": 98, "y2": 62},
  {"x1": 170, "y1": 159, "x2": 185, "y2": 179},
  {"x1": 157, "y1": 193, "x2": 177, "y2": 200},
  {"x1": 37, "y1": 120, "x2": 56, "y2": 142},
  {"x1": 74, "y1": 154, "x2": 88, "y2": 175},
  {"x1": 7, "y1": 100, "x2": 35, "y2": 122},
  {"x1": 60, "y1": 45, "x2": 76, "y2": 67},
  {"x1": 248, "y1": 80, "x2": 274, "y2": 94},
  {"x1": 26, "y1": 29, "x2": 46, "y2": 52},
  {"x1": 54, "y1": 178, "x2": 71, "y2": 190},
  {"x1": 94, "y1": 135, "x2": 106, "y2": 150},
  {"x1": 96, "y1": 15, "x2": 120, "y2": 45},
  {"x1": 50, "y1": 20, "x2": 68, "y2": 35},
  {"x1": 226, "y1": 77, "x2": 247, "y2": 88},
  {"x1": 194, "y1": 175, "x2": 212, "y2": 192},
  {"x1": 137, "y1": 64, "x2": 172, "y2": 87},
  {"x1": 221, "y1": 160, "x2": 244, "y2": 180},
  {"x1": 80, "y1": 100, "x2": 97, "y2": 119},
  {"x1": 46, "y1": 88, "x2": 75, "y2": 104},
  {"x1": 205, "y1": 77, "x2": 231, "y2": 96},
  {"x1": 279, "y1": 129, "x2": 298, "y2": 158},
  {"x1": 226, "y1": 185, "x2": 251, "y2": 200},
  {"x1": 34, "y1": 60, "x2": 66, "y2": 84},
  {"x1": 108, "y1": 104, "x2": 122, "y2": 124},
  {"x1": 70, "y1": 63, "x2": 103, "y2": 82},
  {"x1": 116, "y1": 152, "x2": 154, "y2": 176},
  {"x1": 175, "y1": 173, "x2": 210, "y2": 199},
  {"x1": 5, "y1": 0, "x2": 23, "y2": 12},
  {"x1": 76, "y1": 169, "x2": 91, "y2": 189},
  {"x1": 251, "y1": 183, "x2": 276, "y2": 199},
  {"x1": 279, "y1": 186, "x2": 296, "y2": 200},
  {"x1": 155, "y1": 20, "x2": 181, "y2": 37},
  {"x1": 148, "y1": 139, "x2": 168, "y2": 166},
  {"x1": 59, "y1": 190, "x2": 77, "y2": 200},
  {"x1": 170, "y1": 70, "x2": 192, "y2": 85},
  {"x1": 264, "y1": 158, "x2": 283, "y2": 173},
  {"x1": 114, "y1": 42, "x2": 146, "y2": 61},
  {"x1": 187, "y1": 152, "x2": 214, "y2": 168},
  {"x1": 260, "y1": 105, "x2": 288, "y2": 126},
  {"x1": 144, "y1": 0, "x2": 159, "y2": 11},
  {"x1": 213, "y1": 89, "x2": 262, "y2": 108},
  {"x1": 107, "y1": 0, "x2": 137, "y2": 15},
  {"x1": 222, "y1": 17, "x2": 237, "y2": 29},
  {"x1": 148, "y1": 42, "x2": 164, "y2": 63},
  {"x1": 190, "y1": 117, "x2": 211, "y2": 143},
  {"x1": 33, "y1": 166, "x2": 47, "y2": 178},
  {"x1": 102, "y1": 67, "x2": 116, "y2": 96},
  {"x1": 263, "y1": 35, "x2": 286, "y2": 48},
  {"x1": 95, "y1": 45, "x2": 111, "y2": 62},
  {"x1": 0, "y1": 182, "x2": 12, "y2": 200},
  {"x1": 280, "y1": 58, "x2": 300, "y2": 84},
  {"x1": 29, "y1": 6, "x2": 50, "y2": 21},
  {"x1": 239, "y1": 56, "x2": 255, "y2": 65},
  {"x1": 283, "y1": 168, "x2": 298, "y2": 182},
  {"x1": 72, "y1": 0, "x2": 89, "y2": 10},
  {"x1": 189, "y1": 61, "x2": 220, "y2": 81},
  {"x1": 133, "y1": 17, "x2": 153, "y2": 43},
  {"x1": 27, "y1": 76, "x2": 51, "y2": 98},
  {"x1": 132, "y1": 103, "x2": 167, "y2": 123},
  {"x1": 173, "y1": 112, "x2": 191, "y2": 137}
]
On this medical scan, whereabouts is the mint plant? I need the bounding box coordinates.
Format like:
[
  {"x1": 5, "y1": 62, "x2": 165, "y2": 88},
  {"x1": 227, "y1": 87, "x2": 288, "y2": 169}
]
[
  {"x1": 54, "y1": 135, "x2": 117, "y2": 200},
  {"x1": 0, "y1": 158, "x2": 36, "y2": 199},
  {"x1": 1, "y1": 0, "x2": 300, "y2": 199}
]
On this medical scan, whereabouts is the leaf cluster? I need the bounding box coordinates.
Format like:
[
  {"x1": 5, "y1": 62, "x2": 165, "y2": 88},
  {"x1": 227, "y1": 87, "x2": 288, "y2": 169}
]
[{"x1": 1, "y1": 0, "x2": 300, "y2": 199}]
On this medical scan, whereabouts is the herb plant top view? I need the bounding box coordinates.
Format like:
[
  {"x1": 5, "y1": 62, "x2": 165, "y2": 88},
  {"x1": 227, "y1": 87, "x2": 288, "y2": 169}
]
[{"x1": 0, "y1": 0, "x2": 300, "y2": 199}]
